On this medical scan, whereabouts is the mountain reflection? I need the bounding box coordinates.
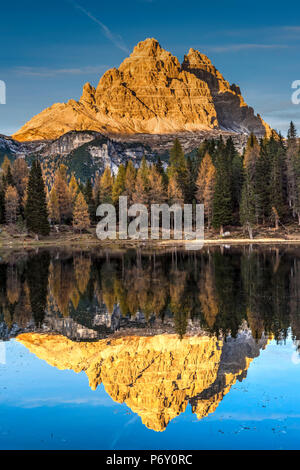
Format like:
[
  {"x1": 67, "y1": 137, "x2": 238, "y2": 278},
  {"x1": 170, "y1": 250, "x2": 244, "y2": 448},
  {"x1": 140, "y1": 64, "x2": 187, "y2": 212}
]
[
  {"x1": 2, "y1": 246, "x2": 300, "y2": 432},
  {"x1": 17, "y1": 330, "x2": 268, "y2": 432},
  {"x1": 1, "y1": 247, "x2": 300, "y2": 341}
]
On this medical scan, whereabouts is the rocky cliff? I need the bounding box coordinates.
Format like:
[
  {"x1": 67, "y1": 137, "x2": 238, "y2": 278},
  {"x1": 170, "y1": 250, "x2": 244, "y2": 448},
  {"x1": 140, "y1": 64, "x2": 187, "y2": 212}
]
[
  {"x1": 13, "y1": 38, "x2": 272, "y2": 142},
  {"x1": 17, "y1": 331, "x2": 268, "y2": 432},
  {"x1": 0, "y1": 131, "x2": 157, "y2": 184}
]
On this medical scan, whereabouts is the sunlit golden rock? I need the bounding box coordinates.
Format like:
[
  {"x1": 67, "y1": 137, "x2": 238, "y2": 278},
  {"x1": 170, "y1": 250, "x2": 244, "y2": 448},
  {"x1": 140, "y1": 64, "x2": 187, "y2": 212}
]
[
  {"x1": 17, "y1": 332, "x2": 267, "y2": 432},
  {"x1": 13, "y1": 38, "x2": 271, "y2": 142}
]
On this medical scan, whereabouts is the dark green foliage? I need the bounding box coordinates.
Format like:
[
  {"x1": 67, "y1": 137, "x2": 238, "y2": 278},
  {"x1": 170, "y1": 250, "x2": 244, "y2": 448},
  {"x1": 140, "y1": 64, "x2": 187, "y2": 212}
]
[
  {"x1": 83, "y1": 179, "x2": 96, "y2": 223},
  {"x1": 185, "y1": 155, "x2": 197, "y2": 203},
  {"x1": 25, "y1": 160, "x2": 50, "y2": 236},
  {"x1": 240, "y1": 170, "x2": 256, "y2": 236},
  {"x1": 212, "y1": 138, "x2": 233, "y2": 230},
  {"x1": 287, "y1": 121, "x2": 297, "y2": 142},
  {"x1": 169, "y1": 138, "x2": 189, "y2": 197}
]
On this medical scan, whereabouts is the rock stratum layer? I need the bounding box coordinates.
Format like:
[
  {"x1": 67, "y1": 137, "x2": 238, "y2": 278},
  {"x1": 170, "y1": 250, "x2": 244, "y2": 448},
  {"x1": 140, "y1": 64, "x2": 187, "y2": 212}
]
[
  {"x1": 17, "y1": 331, "x2": 268, "y2": 431},
  {"x1": 13, "y1": 38, "x2": 272, "y2": 142}
]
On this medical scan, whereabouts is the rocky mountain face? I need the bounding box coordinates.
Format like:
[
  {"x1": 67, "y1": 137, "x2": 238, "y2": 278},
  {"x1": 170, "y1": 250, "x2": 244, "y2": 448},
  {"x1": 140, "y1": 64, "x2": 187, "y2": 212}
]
[
  {"x1": 0, "y1": 131, "x2": 157, "y2": 183},
  {"x1": 12, "y1": 38, "x2": 272, "y2": 142},
  {"x1": 17, "y1": 331, "x2": 268, "y2": 432}
]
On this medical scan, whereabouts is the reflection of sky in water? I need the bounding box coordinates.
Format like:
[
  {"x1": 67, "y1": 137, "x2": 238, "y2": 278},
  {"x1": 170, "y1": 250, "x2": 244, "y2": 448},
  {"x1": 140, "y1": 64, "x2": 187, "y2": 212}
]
[{"x1": 1, "y1": 338, "x2": 300, "y2": 450}]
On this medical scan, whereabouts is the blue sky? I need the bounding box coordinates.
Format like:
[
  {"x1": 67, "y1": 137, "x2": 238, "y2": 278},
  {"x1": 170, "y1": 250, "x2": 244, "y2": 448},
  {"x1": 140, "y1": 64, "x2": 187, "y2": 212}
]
[
  {"x1": 2, "y1": 338, "x2": 300, "y2": 449},
  {"x1": 0, "y1": 0, "x2": 299, "y2": 136}
]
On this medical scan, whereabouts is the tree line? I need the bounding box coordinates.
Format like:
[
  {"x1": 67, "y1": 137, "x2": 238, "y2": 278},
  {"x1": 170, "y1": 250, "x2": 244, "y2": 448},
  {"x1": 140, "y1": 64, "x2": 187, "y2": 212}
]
[
  {"x1": 1, "y1": 248, "x2": 299, "y2": 341},
  {"x1": 0, "y1": 121, "x2": 299, "y2": 238}
]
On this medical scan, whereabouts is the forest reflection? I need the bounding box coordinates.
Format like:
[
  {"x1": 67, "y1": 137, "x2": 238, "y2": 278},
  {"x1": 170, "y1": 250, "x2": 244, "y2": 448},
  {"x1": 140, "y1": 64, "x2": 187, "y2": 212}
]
[{"x1": 1, "y1": 246, "x2": 300, "y2": 342}]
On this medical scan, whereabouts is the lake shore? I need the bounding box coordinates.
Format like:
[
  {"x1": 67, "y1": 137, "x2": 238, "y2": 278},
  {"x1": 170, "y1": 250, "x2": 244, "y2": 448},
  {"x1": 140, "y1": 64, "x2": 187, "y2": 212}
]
[{"x1": 1, "y1": 225, "x2": 300, "y2": 249}]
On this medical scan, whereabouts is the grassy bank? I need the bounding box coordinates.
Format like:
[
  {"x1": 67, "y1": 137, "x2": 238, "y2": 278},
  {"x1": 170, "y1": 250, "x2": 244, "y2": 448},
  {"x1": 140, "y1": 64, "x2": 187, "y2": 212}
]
[{"x1": 1, "y1": 224, "x2": 300, "y2": 249}]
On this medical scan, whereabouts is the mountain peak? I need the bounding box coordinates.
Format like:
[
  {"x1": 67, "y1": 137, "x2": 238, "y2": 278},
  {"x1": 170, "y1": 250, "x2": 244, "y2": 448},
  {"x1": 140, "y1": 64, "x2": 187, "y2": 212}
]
[
  {"x1": 183, "y1": 48, "x2": 212, "y2": 67},
  {"x1": 131, "y1": 37, "x2": 163, "y2": 57},
  {"x1": 12, "y1": 38, "x2": 273, "y2": 142}
]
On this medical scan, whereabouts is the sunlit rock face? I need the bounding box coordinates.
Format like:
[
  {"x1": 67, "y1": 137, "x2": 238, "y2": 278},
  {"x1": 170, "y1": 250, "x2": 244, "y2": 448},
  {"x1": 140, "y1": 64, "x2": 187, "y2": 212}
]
[
  {"x1": 17, "y1": 331, "x2": 268, "y2": 432},
  {"x1": 13, "y1": 38, "x2": 271, "y2": 142}
]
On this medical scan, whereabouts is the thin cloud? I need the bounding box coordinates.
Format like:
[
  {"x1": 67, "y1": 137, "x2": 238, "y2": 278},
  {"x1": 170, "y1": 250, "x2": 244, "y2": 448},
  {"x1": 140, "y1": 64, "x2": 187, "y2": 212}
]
[
  {"x1": 203, "y1": 43, "x2": 288, "y2": 53},
  {"x1": 14, "y1": 65, "x2": 106, "y2": 77},
  {"x1": 67, "y1": 0, "x2": 129, "y2": 53},
  {"x1": 282, "y1": 26, "x2": 300, "y2": 32}
]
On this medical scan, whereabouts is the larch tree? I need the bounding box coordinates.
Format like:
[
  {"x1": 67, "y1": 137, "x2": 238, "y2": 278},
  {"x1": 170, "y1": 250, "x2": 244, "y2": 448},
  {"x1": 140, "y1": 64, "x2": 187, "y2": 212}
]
[
  {"x1": 132, "y1": 162, "x2": 149, "y2": 205},
  {"x1": 48, "y1": 187, "x2": 60, "y2": 224},
  {"x1": 100, "y1": 167, "x2": 113, "y2": 204},
  {"x1": 1, "y1": 156, "x2": 12, "y2": 180},
  {"x1": 112, "y1": 164, "x2": 126, "y2": 205},
  {"x1": 124, "y1": 161, "x2": 136, "y2": 205},
  {"x1": 69, "y1": 173, "x2": 79, "y2": 206},
  {"x1": 148, "y1": 165, "x2": 167, "y2": 204},
  {"x1": 196, "y1": 153, "x2": 216, "y2": 229},
  {"x1": 168, "y1": 174, "x2": 184, "y2": 205},
  {"x1": 12, "y1": 158, "x2": 29, "y2": 201},
  {"x1": 5, "y1": 185, "x2": 19, "y2": 224},
  {"x1": 52, "y1": 165, "x2": 72, "y2": 224},
  {"x1": 73, "y1": 192, "x2": 90, "y2": 233}
]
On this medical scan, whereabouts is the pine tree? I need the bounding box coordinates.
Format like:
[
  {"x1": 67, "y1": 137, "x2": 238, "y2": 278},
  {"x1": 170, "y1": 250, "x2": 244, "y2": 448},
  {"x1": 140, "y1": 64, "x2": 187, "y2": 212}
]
[
  {"x1": 293, "y1": 146, "x2": 300, "y2": 225},
  {"x1": 212, "y1": 138, "x2": 233, "y2": 233},
  {"x1": 286, "y1": 122, "x2": 299, "y2": 219},
  {"x1": 269, "y1": 141, "x2": 285, "y2": 226},
  {"x1": 186, "y1": 155, "x2": 197, "y2": 203},
  {"x1": 84, "y1": 178, "x2": 96, "y2": 222},
  {"x1": 169, "y1": 138, "x2": 188, "y2": 198},
  {"x1": 25, "y1": 160, "x2": 50, "y2": 236},
  {"x1": 232, "y1": 152, "x2": 244, "y2": 214},
  {"x1": 255, "y1": 137, "x2": 271, "y2": 224},
  {"x1": 240, "y1": 170, "x2": 256, "y2": 239},
  {"x1": 287, "y1": 121, "x2": 297, "y2": 141},
  {"x1": 73, "y1": 192, "x2": 90, "y2": 233},
  {"x1": 93, "y1": 173, "x2": 102, "y2": 207}
]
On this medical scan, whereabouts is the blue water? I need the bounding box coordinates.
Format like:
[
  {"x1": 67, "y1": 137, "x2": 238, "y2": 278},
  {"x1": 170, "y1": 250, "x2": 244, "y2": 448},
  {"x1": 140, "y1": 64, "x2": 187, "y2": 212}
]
[{"x1": 1, "y1": 338, "x2": 300, "y2": 450}]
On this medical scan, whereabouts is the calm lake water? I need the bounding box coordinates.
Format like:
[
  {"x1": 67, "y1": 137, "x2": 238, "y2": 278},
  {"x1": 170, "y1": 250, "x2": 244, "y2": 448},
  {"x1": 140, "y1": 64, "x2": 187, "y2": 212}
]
[{"x1": 1, "y1": 246, "x2": 300, "y2": 450}]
